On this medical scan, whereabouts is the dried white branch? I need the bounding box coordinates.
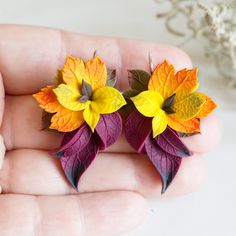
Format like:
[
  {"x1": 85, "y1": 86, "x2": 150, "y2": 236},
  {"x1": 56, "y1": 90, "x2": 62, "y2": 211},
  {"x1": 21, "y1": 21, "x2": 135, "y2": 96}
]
[{"x1": 155, "y1": 0, "x2": 236, "y2": 88}]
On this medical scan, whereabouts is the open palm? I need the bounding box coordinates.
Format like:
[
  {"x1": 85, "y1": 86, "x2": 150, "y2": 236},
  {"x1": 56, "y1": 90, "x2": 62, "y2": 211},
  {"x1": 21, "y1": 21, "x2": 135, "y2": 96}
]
[{"x1": 0, "y1": 25, "x2": 220, "y2": 236}]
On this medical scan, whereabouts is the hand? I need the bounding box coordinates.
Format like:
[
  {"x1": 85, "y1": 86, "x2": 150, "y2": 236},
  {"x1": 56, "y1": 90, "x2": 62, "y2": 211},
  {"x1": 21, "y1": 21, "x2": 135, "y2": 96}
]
[{"x1": 0, "y1": 25, "x2": 221, "y2": 236}]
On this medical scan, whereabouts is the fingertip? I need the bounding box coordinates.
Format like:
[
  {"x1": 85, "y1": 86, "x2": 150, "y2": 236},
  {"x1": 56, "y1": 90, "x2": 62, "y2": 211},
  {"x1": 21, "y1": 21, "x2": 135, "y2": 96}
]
[
  {"x1": 119, "y1": 191, "x2": 148, "y2": 229},
  {"x1": 154, "y1": 44, "x2": 193, "y2": 70},
  {"x1": 165, "y1": 154, "x2": 207, "y2": 197},
  {"x1": 120, "y1": 39, "x2": 192, "y2": 68},
  {"x1": 118, "y1": 40, "x2": 192, "y2": 90},
  {"x1": 82, "y1": 191, "x2": 148, "y2": 236},
  {"x1": 135, "y1": 154, "x2": 207, "y2": 198},
  {"x1": 181, "y1": 114, "x2": 221, "y2": 153}
]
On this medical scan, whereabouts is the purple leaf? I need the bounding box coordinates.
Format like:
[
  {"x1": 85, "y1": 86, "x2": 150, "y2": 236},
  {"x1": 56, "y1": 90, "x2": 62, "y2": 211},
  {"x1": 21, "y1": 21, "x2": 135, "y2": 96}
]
[
  {"x1": 155, "y1": 127, "x2": 192, "y2": 157},
  {"x1": 145, "y1": 135, "x2": 182, "y2": 193},
  {"x1": 124, "y1": 110, "x2": 152, "y2": 153},
  {"x1": 60, "y1": 136, "x2": 99, "y2": 189},
  {"x1": 52, "y1": 124, "x2": 91, "y2": 157},
  {"x1": 95, "y1": 112, "x2": 122, "y2": 150}
]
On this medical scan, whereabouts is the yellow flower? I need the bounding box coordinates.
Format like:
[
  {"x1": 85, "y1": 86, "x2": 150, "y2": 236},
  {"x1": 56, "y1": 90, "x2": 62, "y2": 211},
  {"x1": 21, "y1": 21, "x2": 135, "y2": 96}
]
[
  {"x1": 131, "y1": 60, "x2": 216, "y2": 137},
  {"x1": 33, "y1": 55, "x2": 126, "y2": 132}
]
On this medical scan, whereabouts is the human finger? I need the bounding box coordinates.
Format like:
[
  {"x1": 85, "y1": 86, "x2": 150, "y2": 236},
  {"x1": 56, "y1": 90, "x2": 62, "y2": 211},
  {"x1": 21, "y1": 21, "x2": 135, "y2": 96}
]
[
  {"x1": 1, "y1": 95, "x2": 220, "y2": 154},
  {"x1": 0, "y1": 149, "x2": 206, "y2": 197},
  {"x1": 0, "y1": 24, "x2": 192, "y2": 95},
  {"x1": 0, "y1": 191, "x2": 147, "y2": 236}
]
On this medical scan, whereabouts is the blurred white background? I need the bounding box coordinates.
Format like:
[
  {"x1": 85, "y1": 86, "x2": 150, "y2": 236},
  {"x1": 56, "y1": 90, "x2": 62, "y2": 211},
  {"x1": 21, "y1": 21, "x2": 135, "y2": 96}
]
[{"x1": 0, "y1": 0, "x2": 235, "y2": 235}]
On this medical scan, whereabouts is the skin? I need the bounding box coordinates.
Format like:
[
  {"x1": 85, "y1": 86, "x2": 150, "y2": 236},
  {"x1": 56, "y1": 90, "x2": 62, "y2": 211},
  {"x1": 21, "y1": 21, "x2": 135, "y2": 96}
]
[{"x1": 0, "y1": 25, "x2": 221, "y2": 236}]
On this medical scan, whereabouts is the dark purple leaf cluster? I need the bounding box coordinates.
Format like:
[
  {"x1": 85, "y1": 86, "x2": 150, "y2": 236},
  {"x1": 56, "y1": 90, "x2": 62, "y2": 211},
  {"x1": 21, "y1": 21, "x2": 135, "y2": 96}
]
[
  {"x1": 52, "y1": 112, "x2": 122, "y2": 190},
  {"x1": 124, "y1": 110, "x2": 192, "y2": 193}
]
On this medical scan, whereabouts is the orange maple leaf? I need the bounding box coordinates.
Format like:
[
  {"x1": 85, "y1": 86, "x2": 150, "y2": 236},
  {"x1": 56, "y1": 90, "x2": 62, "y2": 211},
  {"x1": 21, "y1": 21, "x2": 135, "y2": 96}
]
[
  {"x1": 33, "y1": 86, "x2": 84, "y2": 132},
  {"x1": 132, "y1": 60, "x2": 217, "y2": 136}
]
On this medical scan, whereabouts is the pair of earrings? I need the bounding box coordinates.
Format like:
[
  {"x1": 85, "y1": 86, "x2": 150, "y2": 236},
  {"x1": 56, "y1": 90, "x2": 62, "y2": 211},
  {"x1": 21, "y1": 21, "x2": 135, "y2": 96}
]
[{"x1": 33, "y1": 54, "x2": 216, "y2": 193}]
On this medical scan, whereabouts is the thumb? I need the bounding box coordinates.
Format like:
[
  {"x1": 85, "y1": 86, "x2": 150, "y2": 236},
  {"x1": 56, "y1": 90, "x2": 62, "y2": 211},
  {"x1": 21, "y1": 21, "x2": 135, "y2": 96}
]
[{"x1": 0, "y1": 73, "x2": 6, "y2": 172}]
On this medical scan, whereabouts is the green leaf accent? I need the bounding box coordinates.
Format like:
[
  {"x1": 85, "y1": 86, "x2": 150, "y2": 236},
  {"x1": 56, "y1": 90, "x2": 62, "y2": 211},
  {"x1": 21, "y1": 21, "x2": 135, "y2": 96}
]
[
  {"x1": 162, "y1": 93, "x2": 176, "y2": 114},
  {"x1": 178, "y1": 132, "x2": 200, "y2": 138},
  {"x1": 128, "y1": 70, "x2": 150, "y2": 91},
  {"x1": 41, "y1": 111, "x2": 61, "y2": 134},
  {"x1": 81, "y1": 80, "x2": 92, "y2": 99},
  {"x1": 54, "y1": 69, "x2": 63, "y2": 84},
  {"x1": 79, "y1": 94, "x2": 89, "y2": 103},
  {"x1": 121, "y1": 89, "x2": 143, "y2": 119},
  {"x1": 121, "y1": 70, "x2": 150, "y2": 118},
  {"x1": 163, "y1": 106, "x2": 175, "y2": 114},
  {"x1": 106, "y1": 69, "x2": 117, "y2": 87},
  {"x1": 42, "y1": 111, "x2": 53, "y2": 130},
  {"x1": 122, "y1": 89, "x2": 140, "y2": 103},
  {"x1": 119, "y1": 103, "x2": 135, "y2": 120}
]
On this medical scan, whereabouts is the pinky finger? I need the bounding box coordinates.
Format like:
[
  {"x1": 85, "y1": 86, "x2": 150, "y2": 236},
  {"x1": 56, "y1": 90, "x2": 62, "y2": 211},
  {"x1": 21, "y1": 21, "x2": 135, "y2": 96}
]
[{"x1": 0, "y1": 191, "x2": 147, "y2": 236}]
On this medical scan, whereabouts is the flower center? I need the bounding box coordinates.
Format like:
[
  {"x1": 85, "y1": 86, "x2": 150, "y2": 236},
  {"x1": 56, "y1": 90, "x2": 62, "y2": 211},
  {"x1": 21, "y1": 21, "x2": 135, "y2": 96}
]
[
  {"x1": 162, "y1": 93, "x2": 176, "y2": 114},
  {"x1": 78, "y1": 80, "x2": 93, "y2": 103}
]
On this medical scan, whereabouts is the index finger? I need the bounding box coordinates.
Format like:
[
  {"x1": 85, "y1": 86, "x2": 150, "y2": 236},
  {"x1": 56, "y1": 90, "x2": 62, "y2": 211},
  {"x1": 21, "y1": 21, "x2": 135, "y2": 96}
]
[{"x1": 0, "y1": 24, "x2": 192, "y2": 95}]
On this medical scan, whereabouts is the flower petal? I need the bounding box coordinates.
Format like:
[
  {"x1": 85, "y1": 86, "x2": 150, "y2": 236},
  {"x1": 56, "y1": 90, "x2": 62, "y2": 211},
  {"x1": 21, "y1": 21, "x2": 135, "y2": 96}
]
[
  {"x1": 33, "y1": 86, "x2": 84, "y2": 132},
  {"x1": 83, "y1": 106, "x2": 100, "y2": 132},
  {"x1": 50, "y1": 109, "x2": 84, "y2": 132},
  {"x1": 62, "y1": 55, "x2": 87, "y2": 85},
  {"x1": 53, "y1": 84, "x2": 90, "y2": 111},
  {"x1": 33, "y1": 86, "x2": 61, "y2": 113},
  {"x1": 196, "y1": 93, "x2": 217, "y2": 118},
  {"x1": 85, "y1": 55, "x2": 107, "y2": 90},
  {"x1": 167, "y1": 116, "x2": 200, "y2": 133},
  {"x1": 148, "y1": 60, "x2": 175, "y2": 99},
  {"x1": 152, "y1": 109, "x2": 168, "y2": 137},
  {"x1": 174, "y1": 68, "x2": 199, "y2": 100},
  {"x1": 148, "y1": 61, "x2": 199, "y2": 100},
  {"x1": 131, "y1": 90, "x2": 164, "y2": 117},
  {"x1": 91, "y1": 87, "x2": 126, "y2": 114},
  {"x1": 172, "y1": 92, "x2": 205, "y2": 120},
  {"x1": 62, "y1": 55, "x2": 107, "y2": 91}
]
